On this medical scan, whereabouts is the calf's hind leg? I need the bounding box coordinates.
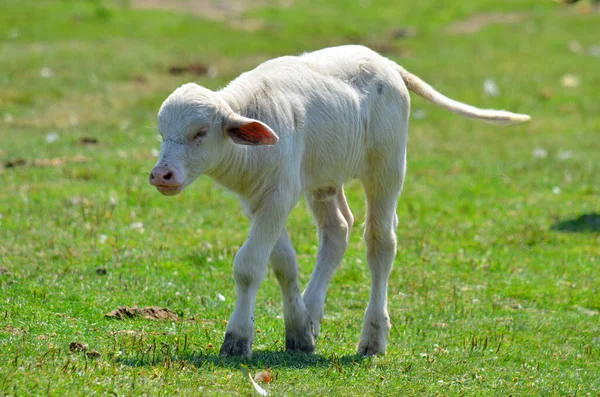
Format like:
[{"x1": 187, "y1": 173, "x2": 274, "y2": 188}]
[{"x1": 358, "y1": 171, "x2": 404, "y2": 356}]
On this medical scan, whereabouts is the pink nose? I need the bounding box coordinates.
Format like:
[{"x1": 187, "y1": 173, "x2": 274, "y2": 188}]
[{"x1": 149, "y1": 166, "x2": 178, "y2": 186}]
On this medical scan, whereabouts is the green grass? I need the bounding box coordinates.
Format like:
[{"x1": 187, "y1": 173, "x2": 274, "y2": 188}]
[{"x1": 1, "y1": 0, "x2": 599, "y2": 395}]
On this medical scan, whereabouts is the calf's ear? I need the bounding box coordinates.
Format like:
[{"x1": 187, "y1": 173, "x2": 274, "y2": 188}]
[{"x1": 224, "y1": 114, "x2": 278, "y2": 146}]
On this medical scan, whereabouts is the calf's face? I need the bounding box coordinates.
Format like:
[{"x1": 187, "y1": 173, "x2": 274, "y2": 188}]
[{"x1": 149, "y1": 83, "x2": 279, "y2": 196}]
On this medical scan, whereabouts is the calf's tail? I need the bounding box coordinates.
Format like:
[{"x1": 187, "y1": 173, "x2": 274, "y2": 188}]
[{"x1": 396, "y1": 65, "x2": 531, "y2": 125}]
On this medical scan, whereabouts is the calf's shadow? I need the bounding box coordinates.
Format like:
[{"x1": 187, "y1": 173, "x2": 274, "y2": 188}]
[
  {"x1": 117, "y1": 349, "x2": 366, "y2": 370},
  {"x1": 551, "y1": 212, "x2": 600, "y2": 233}
]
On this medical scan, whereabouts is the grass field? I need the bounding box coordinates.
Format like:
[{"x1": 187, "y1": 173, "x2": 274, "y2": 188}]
[{"x1": 1, "y1": 0, "x2": 599, "y2": 395}]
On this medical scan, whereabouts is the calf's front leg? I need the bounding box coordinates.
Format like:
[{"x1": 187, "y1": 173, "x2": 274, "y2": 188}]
[
  {"x1": 270, "y1": 231, "x2": 315, "y2": 353},
  {"x1": 219, "y1": 197, "x2": 292, "y2": 358}
]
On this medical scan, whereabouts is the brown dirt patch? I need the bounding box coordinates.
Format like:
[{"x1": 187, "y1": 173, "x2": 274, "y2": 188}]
[
  {"x1": 3, "y1": 156, "x2": 89, "y2": 169},
  {"x1": 4, "y1": 158, "x2": 26, "y2": 168},
  {"x1": 130, "y1": 0, "x2": 293, "y2": 20},
  {"x1": 168, "y1": 62, "x2": 209, "y2": 76},
  {"x1": 69, "y1": 341, "x2": 88, "y2": 352},
  {"x1": 105, "y1": 305, "x2": 179, "y2": 321},
  {"x1": 77, "y1": 137, "x2": 100, "y2": 145},
  {"x1": 130, "y1": 0, "x2": 293, "y2": 31},
  {"x1": 86, "y1": 350, "x2": 101, "y2": 359},
  {"x1": 447, "y1": 12, "x2": 530, "y2": 35},
  {"x1": 110, "y1": 329, "x2": 142, "y2": 336}
]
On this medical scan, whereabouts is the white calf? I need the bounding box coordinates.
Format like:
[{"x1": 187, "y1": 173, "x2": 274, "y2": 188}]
[{"x1": 149, "y1": 45, "x2": 529, "y2": 358}]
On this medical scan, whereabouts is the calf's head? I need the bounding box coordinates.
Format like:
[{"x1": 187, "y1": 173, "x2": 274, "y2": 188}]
[{"x1": 149, "y1": 83, "x2": 279, "y2": 196}]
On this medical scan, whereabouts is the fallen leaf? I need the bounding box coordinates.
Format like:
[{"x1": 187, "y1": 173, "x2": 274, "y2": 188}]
[
  {"x1": 241, "y1": 365, "x2": 269, "y2": 396},
  {"x1": 254, "y1": 370, "x2": 272, "y2": 383}
]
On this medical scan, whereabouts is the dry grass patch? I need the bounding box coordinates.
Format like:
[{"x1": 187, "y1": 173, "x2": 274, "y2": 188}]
[
  {"x1": 130, "y1": 0, "x2": 294, "y2": 31},
  {"x1": 447, "y1": 11, "x2": 531, "y2": 34}
]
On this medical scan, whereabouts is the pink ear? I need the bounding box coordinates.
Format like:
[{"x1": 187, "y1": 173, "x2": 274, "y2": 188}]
[{"x1": 226, "y1": 118, "x2": 278, "y2": 146}]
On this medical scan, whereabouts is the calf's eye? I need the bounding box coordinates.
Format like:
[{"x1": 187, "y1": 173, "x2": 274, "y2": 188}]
[{"x1": 193, "y1": 130, "x2": 207, "y2": 141}]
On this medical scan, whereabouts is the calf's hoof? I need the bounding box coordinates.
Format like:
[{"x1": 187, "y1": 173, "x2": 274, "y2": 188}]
[
  {"x1": 357, "y1": 339, "x2": 385, "y2": 356},
  {"x1": 285, "y1": 328, "x2": 316, "y2": 354},
  {"x1": 220, "y1": 333, "x2": 252, "y2": 359},
  {"x1": 357, "y1": 319, "x2": 389, "y2": 356}
]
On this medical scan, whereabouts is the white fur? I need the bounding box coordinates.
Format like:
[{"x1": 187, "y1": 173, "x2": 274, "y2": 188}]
[{"x1": 151, "y1": 45, "x2": 529, "y2": 358}]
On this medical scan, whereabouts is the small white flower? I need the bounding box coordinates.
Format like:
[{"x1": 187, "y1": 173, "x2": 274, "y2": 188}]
[
  {"x1": 207, "y1": 66, "x2": 218, "y2": 79},
  {"x1": 588, "y1": 45, "x2": 600, "y2": 58},
  {"x1": 151, "y1": 148, "x2": 159, "y2": 157},
  {"x1": 412, "y1": 109, "x2": 427, "y2": 120},
  {"x1": 45, "y1": 132, "x2": 59, "y2": 144},
  {"x1": 216, "y1": 293, "x2": 225, "y2": 302},
  {"x1": 129, "y1": 222, "x2": 144, "y2": 233},
  {"x1": 532, "y1": 148, "x2": 547, "y2": 158},
  {"x1": 40, "y1": 67, "x2": 53, "y2": 78},
  {"x1": 557, "y1": 150, "x2": 572, "y2": 160},
  {"x1": 483, "y1": 78, "x2": 499, "y2": 97},
  {"x1": 552, "y1": 186, "x2": 561, "y2": 195},
  {"x1": 69, "y1": 114, "x2": 79, "y2": 126},
  {"x1": 99, "y1": 234, "x2": 107, "y2": 244},
  {"x1": 8, "y1": 28, "x2": 20, "y2": 39},
  {"x1": 568, "y1": 40, "x2": 583, "y2": 54},
  {"x1": 119, "y1": 119, "x2": 131, "y2": 131},
  {"x1": 560, "y1": 74, "x2": 580, "y2": 88}
]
